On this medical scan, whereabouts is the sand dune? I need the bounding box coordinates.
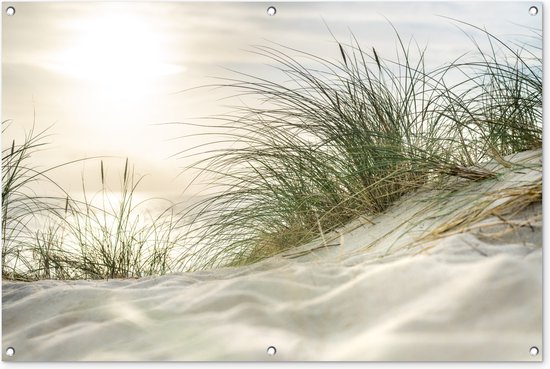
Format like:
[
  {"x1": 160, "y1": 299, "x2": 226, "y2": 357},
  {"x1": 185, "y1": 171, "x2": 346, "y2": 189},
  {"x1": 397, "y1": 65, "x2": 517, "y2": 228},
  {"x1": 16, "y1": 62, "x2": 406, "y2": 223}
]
[{"x1": 2, "y1": 150, "x2": 542, "y2": 361}]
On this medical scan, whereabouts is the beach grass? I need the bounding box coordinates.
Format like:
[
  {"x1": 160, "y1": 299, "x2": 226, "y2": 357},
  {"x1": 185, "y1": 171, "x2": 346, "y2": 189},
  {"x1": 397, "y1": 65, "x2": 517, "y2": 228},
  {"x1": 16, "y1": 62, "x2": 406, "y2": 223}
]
[
  {"x1": 2, "y1": 23, "x2": 542, "y2": 279},
  {"x1": 51, "y1": 161, "x2": 187, "y2": 280},
  {"x1": 1, "y1": 121, "x2": 69, "y2": 279},
  {"x1": 177, "y1": 24, "x2": 541, "y2": 269},
  {"x1": 2, "y1": 122, "x2": 186, "y2": 280}
]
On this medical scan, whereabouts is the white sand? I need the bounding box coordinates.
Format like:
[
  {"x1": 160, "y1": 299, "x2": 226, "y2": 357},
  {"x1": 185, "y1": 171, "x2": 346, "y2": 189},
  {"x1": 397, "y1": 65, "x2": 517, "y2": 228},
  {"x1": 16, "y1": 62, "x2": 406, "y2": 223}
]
[{"x1": 2, "y1": 150, "x2": 542, "y2": 361}]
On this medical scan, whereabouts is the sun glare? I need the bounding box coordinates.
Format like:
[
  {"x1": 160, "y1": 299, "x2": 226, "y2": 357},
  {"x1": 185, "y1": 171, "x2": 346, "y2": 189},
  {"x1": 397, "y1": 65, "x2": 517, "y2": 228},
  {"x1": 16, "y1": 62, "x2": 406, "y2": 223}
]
[{"x1": 48, "y1": 13, "x2": 182, "y2": 99}]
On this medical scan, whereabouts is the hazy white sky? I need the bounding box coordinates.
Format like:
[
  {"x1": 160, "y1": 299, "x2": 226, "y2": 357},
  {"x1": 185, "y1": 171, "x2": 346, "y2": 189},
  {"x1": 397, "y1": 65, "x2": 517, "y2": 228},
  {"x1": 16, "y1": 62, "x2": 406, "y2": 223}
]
[{"x1": 2, "y1": 1, "x2": 542, "y2": 201}]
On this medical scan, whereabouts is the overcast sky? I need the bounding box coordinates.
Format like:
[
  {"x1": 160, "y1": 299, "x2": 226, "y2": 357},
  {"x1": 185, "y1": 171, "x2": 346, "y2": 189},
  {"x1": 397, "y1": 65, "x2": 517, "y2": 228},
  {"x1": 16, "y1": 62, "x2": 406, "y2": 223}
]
[{"x1": 2, "y1": 1, "x2": 542, "y2": 202}]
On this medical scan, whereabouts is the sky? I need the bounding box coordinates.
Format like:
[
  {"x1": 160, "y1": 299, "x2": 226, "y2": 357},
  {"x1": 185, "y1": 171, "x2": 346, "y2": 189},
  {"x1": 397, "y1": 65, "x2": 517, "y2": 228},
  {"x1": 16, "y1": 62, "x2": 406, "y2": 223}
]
[{"x1": 1, "y1": 1, "x2": 542, "y2": 203}]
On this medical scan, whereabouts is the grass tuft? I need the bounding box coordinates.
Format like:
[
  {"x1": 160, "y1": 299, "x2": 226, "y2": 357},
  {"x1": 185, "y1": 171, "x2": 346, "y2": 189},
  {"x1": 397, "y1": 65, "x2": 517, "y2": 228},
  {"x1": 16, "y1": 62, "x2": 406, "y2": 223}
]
[
  {"x1": 2, "y1": 122, "x2": 187, "y2": 280},
  {"x1": 178, "y1": 24, "x2": 541, "y2": 269}
]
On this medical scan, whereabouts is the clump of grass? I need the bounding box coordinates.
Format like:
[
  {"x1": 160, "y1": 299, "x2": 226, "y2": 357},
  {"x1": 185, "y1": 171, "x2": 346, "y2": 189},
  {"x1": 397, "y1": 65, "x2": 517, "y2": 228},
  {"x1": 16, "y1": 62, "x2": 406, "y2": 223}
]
[
  {"x1": 56, "y1": 159, "x2": 187, "y2": 279},
  {"x1": 446, "y1": 21, "x2": 542, "y2": 157},
  {"x1": 2, "y1": 123, "x2": 187, "y2": 280},
  {"x1": 179, "y1": 23, "x2": 541, "y2": 269},
  {"x1": 1, "y1": 120, "x2": 68, "y2": 279}
]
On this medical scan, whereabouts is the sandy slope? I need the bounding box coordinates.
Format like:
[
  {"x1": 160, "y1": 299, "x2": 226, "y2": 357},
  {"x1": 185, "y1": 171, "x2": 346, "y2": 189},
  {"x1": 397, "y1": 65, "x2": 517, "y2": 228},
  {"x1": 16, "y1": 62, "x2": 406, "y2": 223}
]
[{"x1": 2, "y1": 150, "x2": 542, "y2": 361}]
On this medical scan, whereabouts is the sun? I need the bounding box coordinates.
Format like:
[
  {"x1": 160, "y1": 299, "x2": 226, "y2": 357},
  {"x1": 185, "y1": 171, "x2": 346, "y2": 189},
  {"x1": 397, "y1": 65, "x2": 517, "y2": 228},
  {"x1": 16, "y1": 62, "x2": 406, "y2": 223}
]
[{"x1": 47, "y1": 12, "x2": 182, "y2": 99}]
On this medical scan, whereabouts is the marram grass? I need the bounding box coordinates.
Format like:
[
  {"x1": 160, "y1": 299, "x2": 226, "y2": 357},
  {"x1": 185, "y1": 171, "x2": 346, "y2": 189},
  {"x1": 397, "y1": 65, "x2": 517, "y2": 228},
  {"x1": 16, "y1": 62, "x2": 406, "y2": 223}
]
[
  {"x1": 2, "y1": 24, "x2": 542, "y2": 279},
  {"x1": 2, "y1": 122, "x2": 187, "y2": 280},
  {"x1": 177, "y1": 24, "x2": 541, "y2": 269}
]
